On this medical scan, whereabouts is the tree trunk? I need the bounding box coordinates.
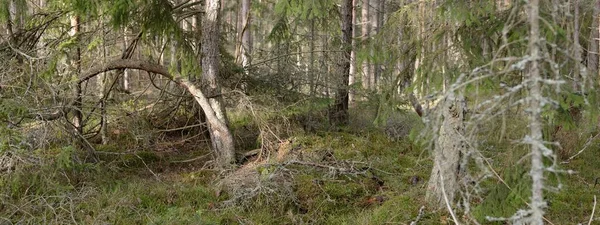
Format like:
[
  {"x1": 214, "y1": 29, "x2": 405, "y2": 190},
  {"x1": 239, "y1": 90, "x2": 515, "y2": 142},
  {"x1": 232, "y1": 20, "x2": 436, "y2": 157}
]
[
  {"x1": 361, "y1": 0, "x2": 371, "y2": 90},
  {"x1": 349, "y1": 0, "x2": 357, "y2": 104},
  {"x1": 331, "y1": 0, "x2": 353, "y2": 125},
  {"x1": 4, "y1": 0, "x2": 15, "y2": 46},
  {"x1": 99, "y1": 21, "x2": 108, "y2": 145},
  {"x1": 238, "y1": 0, "x2": 251, "y2": 70},
  {"x1": 309, "y1": 19, "x2": 316, "y2": 96},
  {"x1": 202, "y1": 0, "x2": 235, "y2": 168},
  {"x1": 526, "y1": 0, "x2": 546, "y2": 223},
  {"x1": 371, "y1": 0, "x2": 382, "y2": 89},
  {"x1": 70, "y1": 14, "x2": 83, "y2": 137},
  {"x1": 69, "y1": 14, "x2": 95, "y2": 159},
  {"x1": 587, "y1": 0, "x2": 600, "y2": 79},
  {"x1": 36, "y1": 0, "x2": 46, "y2": 56},
  {"x1": 425, "y1": 93, "x2": 466, "y2": 210},
  {"x1": 123, "y1": 28, "x2": 130, "y2": 92},
  {"x1": 320, "y1": 21, "x2": 328, "y2": 97},
  {"x1": 573, "y1": 0, "x2": 581, "y2": 91},
  {"x1": 369, "y1": 0, "x2": 378, "y2": 89}
]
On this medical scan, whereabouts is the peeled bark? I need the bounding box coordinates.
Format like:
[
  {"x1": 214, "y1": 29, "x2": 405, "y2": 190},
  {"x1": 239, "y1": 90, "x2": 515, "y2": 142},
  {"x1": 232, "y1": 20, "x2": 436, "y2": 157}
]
[
  {"x1": 202, "y1": 0, "x2": 235, "y2": 168},
  {"x1": 426, "y1": 93, "x2": 465, "y2": 210}
]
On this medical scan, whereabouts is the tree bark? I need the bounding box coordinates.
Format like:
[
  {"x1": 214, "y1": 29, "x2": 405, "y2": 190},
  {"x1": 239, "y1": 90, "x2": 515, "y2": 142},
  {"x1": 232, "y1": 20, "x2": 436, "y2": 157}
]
[
  {"x1": 100, "y1": 21, "x2": 108, "y2": 145},
  {"x1": 425, "y1": 93, "x2": 465, "y2": 210},
  {"x1": 587, "y1": 0, "x2": 600, "y2": 79},
  {"x1": 371, "y1": 0, "x2": 382, "y2": 88},
  {"x1": 202, "y1": 0, "x2": 235, "y2": 168},
  {"x1": 526, "y1": 0, "x2": 546, "y2": 223},
  {"x1": 331, "y1": 0, "x2": 353, "y2": 125},
  {"x1": 69, "y1": 14, "x2": 83, "y2": 137},
  {"x1": 123, "y1": 28, "x2": 130, "y2": 92},
  {"x1": 69, "y1": 14, "x2": 96, "y2": 160},
  {"x1": 237, "y1": 0, "x2": 251, "y2": 70},
  {"x1": 3, "y1": 0, "x2": 15, "y2": 46},
  {"x1": 309, "y1": 19, "x2": 316, "y2": 96},
  {"x1": 369, "y1": 0, "x2": 378, "y2": 89},
  {"x1": 573, "y1": 0, "x2": 581, "y2": 91},
  {"x1": 349, "y1": 0, "x2": 357, "y2": 104},
  {"x1": 361, "y1": 0, "x2": 371, "y2": 90}
]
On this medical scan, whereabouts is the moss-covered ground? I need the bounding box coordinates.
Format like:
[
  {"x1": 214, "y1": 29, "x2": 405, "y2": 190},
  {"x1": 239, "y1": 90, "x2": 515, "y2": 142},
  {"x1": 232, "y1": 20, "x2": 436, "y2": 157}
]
[{"x1": 1, "y1": 105, "x2": 600, "y2": 224}]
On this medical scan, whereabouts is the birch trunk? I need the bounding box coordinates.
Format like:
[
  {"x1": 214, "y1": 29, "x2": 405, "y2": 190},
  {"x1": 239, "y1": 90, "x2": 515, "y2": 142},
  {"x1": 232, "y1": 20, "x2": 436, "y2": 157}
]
[
  {"x1": 239, "y1": 0, "x2": 251, "y2": 70},
  {"x1": 123, "y1": 28, "x2": 130, "y2": 91},
  {"x1": 349, "y1": 0, "x2": 357, "y2": 104}
]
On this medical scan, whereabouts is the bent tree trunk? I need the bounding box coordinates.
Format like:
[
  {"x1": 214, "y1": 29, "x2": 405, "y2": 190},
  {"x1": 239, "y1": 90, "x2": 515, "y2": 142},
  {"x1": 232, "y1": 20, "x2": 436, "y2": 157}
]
[
  {"x1": 77, "y1": 59, "x2": 235, "y2": 169},
  {"x1": 426, "y1": 93, "x2": 466, "y2": 210},
  {"x1": 202, "y1": 0, "x2": 235, "y2": 168}
]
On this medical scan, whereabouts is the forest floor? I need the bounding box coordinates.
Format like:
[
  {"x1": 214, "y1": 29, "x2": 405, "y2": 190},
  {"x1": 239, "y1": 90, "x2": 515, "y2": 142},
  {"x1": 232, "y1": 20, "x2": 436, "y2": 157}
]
[{"x1": 2, "y1": 105, "x2": 600, "y2": 224}]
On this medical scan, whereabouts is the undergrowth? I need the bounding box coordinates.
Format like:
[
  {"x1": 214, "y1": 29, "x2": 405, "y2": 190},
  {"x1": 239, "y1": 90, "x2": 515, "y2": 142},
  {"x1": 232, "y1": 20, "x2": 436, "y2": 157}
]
[{"x1": 1, "y1": 102, "x2": 599, "y2": 224}]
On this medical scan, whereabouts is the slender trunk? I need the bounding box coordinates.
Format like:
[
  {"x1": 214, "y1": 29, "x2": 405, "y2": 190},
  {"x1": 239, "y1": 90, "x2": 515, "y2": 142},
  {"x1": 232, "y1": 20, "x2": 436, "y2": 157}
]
[
  {"x1": 572, "y1": 0, "x2": 581, "y2": 91},
  {"x1": 371, "y1": 0, "x2": 384, "y2": 89},
  {"x1": 309, "y1": 19, "x2": 316, "y2": 96},
  {"x1": 234, "y1": 0, "x2": 243, "y2": 61},
  {"x1": 9, "y1": 0, "x2": 18, "y2": 30},
  {"x1": 370, "y1": 0, "x2": 379, "y2": 89},
  {"x1": 123, "y1": 28, "x2": 130, "y2": 91},
  {"x1": 239, "y1": 0, "x2": 251, "y2": 70},
  {"x1": 202, "y1": 0, "x2": 235, "y2": 168},
  {"x1": 527, "y1": 0, "x2": 546, "y2": 223},
  {"x1": 332, "y1": 0, "x2": 353, "y2": 125},
  {"x1": 191, "y1": 0, "x2": 198, "y2": 32},
  {"x1": 70, "y1": 14, "x2": 95, "y2": 159},
  {"x1": 100, "y1": 20, "x2": 108, "y2": 145},
  {"x1": 4, "y1": 0, "x2": 15, "y2": 45},
  {"x1": 35, "y1": 0, "x2": 46, "y2": 57},
  {"x1": 170, "y1": 33, "x2": 178, "y2": 87},
  {"x1": 320, "y1": 23, "x2": 328, "y2": 97},
  {"x1": 587, "y1": 0, "x2": 600, "y2": 79},
  {"x1": 70, "y1": 15, "x2": 83, "y2": 136},
  {"x1": 361, "y1": 0, "x2": 370, "y2": 90},
  {"x1": 349, "y1": 0, "x2": 357, "y2": 104}
]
